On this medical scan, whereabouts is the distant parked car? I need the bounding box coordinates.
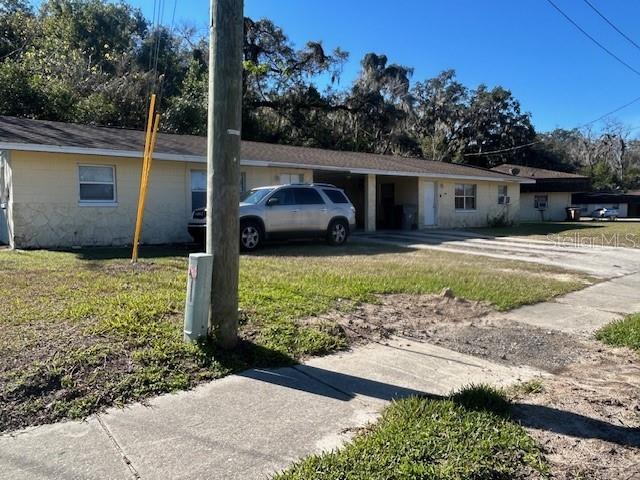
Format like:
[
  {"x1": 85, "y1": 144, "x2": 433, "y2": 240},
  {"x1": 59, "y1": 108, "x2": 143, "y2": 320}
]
[
  {"x1": 590, "y1": 207, "x2": 619, "y2": 221},
  {"x1": 188, "y1": 183, "x2": 357, "y2": 251}
]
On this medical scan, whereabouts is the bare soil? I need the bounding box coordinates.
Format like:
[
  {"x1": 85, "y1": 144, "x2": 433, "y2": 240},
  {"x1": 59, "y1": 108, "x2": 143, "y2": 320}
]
[
  {"x1": 303, "y1": 292, "x2": 640, "y2": 480},
  {"x1": 514, "y1": 356, "x2": 640, "y2": 480}
]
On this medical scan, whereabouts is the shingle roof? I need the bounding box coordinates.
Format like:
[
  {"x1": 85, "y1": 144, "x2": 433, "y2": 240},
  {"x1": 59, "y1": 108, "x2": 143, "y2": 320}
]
[
  {"x1": 0, "y1": 116, "x2": 528, "y2": 182},
  {"x1": 491, "y1": 163, "x2": 588, "y2": 179}
]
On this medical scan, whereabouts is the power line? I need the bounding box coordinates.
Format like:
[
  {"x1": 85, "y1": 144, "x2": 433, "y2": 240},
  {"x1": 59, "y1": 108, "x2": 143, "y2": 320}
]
[
  {"x1": 545, "y1": 0, "x2": 640, "y2": 79},
  {"x1": 582, "y1": 0, "x2": 640, "y2": 53},
  {"x1": 463, "y1": 94, "x2": 640, "y2": 157},
  {"x1": 464, "y1": 141, "x2": 542, "y2": 157},
  {"x1": 575, "y1": 94, "x2": 640, "y2": 129}
]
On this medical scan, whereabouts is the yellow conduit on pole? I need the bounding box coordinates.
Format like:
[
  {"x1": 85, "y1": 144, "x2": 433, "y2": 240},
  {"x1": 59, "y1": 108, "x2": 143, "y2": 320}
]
[{"x1": 132, "y1": 95, "x2": 160, "y2": 263}]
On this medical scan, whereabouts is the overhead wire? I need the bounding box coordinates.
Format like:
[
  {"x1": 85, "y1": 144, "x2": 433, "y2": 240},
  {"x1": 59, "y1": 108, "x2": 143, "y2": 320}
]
[
  {"x1": 464, "y1": 94, "x2": 640, "y2": 157},
  {"x1": 582, "y1": 0, "x2": 640, "y2": 53},
  {"x1": 465, "y1": 2, "x2": 640, "y2": 157},
  {"x1": 545, "y1": 0, "x2": 640, "y2": 78}
]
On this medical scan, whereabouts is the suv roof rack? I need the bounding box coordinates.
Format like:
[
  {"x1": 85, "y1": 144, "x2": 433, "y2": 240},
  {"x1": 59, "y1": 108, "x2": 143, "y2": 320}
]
[{"x1": 310, "y1": 183, "x2": 337, "y2": 188}]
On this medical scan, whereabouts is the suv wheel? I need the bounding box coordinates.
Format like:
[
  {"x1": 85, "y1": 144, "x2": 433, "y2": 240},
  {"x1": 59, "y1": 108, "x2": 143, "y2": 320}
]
[
  {"x1": 327, "y1": 219, "x2": 348, "y2": 246},
  {"x1": 240, "y1": 221, "x2": 262, "y2": 252}
]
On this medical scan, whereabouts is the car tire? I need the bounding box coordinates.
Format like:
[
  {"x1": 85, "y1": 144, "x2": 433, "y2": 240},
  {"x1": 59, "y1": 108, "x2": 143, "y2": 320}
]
[
  {"x1": 326, "y1": 219, "x2": 349, "y2": 246},
  {"x1": 240, "y1": 220, "x2": 262, "y2": 252}
]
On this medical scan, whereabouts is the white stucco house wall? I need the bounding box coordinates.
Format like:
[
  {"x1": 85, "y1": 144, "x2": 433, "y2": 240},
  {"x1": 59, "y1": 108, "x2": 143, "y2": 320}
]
[
  {"x1": 491, "y1": 164, "x2": 590, "y2": 222},
  {"x1": 0, "y1": 116, "x2": 533, "y2": 249}
]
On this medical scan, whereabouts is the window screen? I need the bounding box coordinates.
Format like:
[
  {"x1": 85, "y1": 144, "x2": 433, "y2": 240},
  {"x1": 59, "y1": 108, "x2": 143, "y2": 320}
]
[
  {"x1": 498, "y1": 185, "x2": 508, "y2": 204},
  {"x1": 279, "y1": 173, "x2": 304, "y2": 184},
  {"x1": 79, "y1": 165, "x2": 115, "y2": 202},
  {"x1": 454, "y1": 184, "x2": 476, "y2": 210},
  {"x1": 191, "y1": 170, "x2": 207, "y2": 211}
]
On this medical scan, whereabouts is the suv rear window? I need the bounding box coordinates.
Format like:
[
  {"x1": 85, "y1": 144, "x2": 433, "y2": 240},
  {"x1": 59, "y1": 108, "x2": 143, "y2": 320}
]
[
  {"x1": 323, "y1": 189, "x2": 349, "y2": 204},
  {"x1": 293, "y1": 188, "x2": 325, "y2": 205}
]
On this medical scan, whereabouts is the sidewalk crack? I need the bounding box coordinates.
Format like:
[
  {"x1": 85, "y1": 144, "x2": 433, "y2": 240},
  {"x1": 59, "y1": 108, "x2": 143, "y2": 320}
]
[{"x1": 96, "y1": 414, "x2": 140, "y2": 479}]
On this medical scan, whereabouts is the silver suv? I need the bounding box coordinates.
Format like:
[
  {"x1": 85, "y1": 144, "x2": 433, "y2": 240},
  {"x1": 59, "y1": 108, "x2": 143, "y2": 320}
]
[{"x1": 188, "y1": 183, "x2": 356, "y2": 251}]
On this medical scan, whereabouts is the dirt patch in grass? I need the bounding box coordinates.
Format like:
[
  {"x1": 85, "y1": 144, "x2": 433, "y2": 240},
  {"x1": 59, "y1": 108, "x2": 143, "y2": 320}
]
[
  {"x1": 305, "y1": 292, "x2": 593, "y2": 372},
  {"x1": 303, "y1": 292, "x2": 491, "y2": 341},
  {"x1": 513, "y1": 350, "x2": 640, "y2": 480}
]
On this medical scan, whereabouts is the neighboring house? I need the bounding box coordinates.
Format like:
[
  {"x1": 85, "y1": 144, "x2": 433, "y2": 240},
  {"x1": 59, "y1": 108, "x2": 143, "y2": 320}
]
[
  {"x1": 0, "y1": 116, "x2": 532, "y2": 249},
  {"x1": 491, "y1": 164, "x2": 590, "y2": 222},
  {"x1": 572, "y1": 191, "x2": 640, "y2": 218}
]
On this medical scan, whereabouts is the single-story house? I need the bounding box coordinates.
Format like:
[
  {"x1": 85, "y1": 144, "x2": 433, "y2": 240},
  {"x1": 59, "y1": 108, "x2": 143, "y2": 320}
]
[
  {"x1": 0, "y1": 116, "x2": 533, "y2": 249},
  {"x1": 491, "y1": 164, "x2": 591, "y2": 222},
  {"x1": 572, "y1": 191, "x2": 640, "y2": 218}
]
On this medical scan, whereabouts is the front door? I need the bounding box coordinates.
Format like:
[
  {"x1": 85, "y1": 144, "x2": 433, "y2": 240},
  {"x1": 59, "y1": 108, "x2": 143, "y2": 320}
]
[{"x1": 423, "y1": 181, "x2": 436, "y2": 226}]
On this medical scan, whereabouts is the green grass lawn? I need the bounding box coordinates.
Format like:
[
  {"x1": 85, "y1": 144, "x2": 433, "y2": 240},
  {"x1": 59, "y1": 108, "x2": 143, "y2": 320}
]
[
  {"x1": 475, "y1": 221, "x2": 640, "y2": 248},
  {"x1": 274, "y1": 385, "x2": 548, "y2": 480},
  {"x1": 596, "y1": 313, "x2": 640, "y2": 353},
  {"x1": 0, "y1": 242, "x2": 590, "y2": 431}
]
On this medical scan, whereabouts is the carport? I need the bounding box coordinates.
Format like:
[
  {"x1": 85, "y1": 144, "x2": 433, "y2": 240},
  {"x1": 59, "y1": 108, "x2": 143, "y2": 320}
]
[
  {"x1": 313, "y1": 170, "x2": 368, "y2": 229},
  {"x1": 313, "y1": 170, "x2": 420, "y2": 232}
]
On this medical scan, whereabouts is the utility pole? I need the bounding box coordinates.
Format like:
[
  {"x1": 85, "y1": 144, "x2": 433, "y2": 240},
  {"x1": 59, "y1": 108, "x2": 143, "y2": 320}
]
[{"x1": 206, "y1": 0, "x2": 243, "y2": 349}]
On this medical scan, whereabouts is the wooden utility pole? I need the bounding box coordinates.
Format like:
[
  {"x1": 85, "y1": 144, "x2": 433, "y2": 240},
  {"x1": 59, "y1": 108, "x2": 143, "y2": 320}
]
[{"x1": 206, "y1": 0, "x2": 243, "y2": 349}]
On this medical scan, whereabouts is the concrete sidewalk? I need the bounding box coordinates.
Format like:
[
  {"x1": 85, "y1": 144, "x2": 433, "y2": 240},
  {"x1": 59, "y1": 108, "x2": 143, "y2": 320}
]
[
  {"x1": 0, "y1": 338, "x2": 543, "y2": 480},
  {"x1": 499, "y1": 272, "x2": 640, "y2": 336}
]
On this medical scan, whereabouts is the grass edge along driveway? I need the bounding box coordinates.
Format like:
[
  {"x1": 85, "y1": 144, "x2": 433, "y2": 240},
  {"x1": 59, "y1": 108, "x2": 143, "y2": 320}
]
[{"x1": 0, "y1": 243, "x2": 591, "y2": 432}]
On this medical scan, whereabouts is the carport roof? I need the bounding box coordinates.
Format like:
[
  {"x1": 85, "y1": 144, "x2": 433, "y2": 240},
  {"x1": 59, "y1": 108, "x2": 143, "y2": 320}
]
[{"x1": 0, "y1": 116, "x2": 532, "y2": 183}]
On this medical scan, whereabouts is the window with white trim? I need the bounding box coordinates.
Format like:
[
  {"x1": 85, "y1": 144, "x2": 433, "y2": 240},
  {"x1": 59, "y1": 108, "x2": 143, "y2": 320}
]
[
  {"x1": 278, "y1": 173, "x2": 304, "y2": 185},
  {"x1": 497, "y1": 185, "x2": 509, "y2": 204},
  {"x1": 534, "y1": 195, "x2": 548, "y2": 210},
  {"x1": 78, "y1": 165, "x2": 116, "y2": 203},
  {"x1": 454, "y1": 184, "x2": 476, "y2": 210},
  {"x1": 192, "y1": 170, "x2": 248, "y2": 211},
  {"x1": 191, "y1": 170, "x2": 207, "y2": 211}
]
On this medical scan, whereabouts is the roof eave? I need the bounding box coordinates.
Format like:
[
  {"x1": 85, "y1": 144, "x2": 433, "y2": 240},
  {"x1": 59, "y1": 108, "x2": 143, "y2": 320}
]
[{"x1": 1, "y1": 142, "x2": 533, "y2": 183}]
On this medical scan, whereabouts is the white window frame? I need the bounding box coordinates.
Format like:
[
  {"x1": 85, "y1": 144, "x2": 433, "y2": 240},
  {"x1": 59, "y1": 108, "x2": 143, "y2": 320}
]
[
  {"x1": 190, "y1": 169, "x2": 207, "y2": 213},
  {"x1": 534, "y1": 195, "x2": 548, "y2": 210},
  {"x1": 278, "y1": 172, "x2": 304, "y2": 185},
  {"x1": 497, "y1": 185, "x2": 509, "y2": 205},
  {"x1": 78, "y1": 164, "x2": 117, "y2": 206},
  {"x1": 454, "y1": 183, "x2": 477, "y2": 211}
]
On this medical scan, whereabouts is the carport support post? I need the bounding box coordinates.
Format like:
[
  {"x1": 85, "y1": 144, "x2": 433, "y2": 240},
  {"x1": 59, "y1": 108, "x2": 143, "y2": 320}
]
[
  {"x1": 365, "y1": 174, "x2": 376, "y2": 232},
  {"x1": 205, "y1": 0, "x2": 243, "y2": 349}
]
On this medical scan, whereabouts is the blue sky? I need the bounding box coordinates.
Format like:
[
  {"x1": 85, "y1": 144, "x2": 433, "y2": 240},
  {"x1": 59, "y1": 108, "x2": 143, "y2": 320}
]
[{"x1": 42, "y1": 1, "x2": 640, "y2": 133}]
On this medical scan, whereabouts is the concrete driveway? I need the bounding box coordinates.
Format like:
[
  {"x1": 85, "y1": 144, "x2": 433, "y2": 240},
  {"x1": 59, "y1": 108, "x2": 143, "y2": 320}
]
[{"x1": 356, "y1": 229, "x2": 640, "y2": 278}]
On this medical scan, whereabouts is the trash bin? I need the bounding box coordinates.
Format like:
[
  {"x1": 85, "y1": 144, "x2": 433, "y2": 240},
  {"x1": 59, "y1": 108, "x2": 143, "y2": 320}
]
[
  {"x1": 402, "y1": 204, "x2": 418, "y2": 230},
  {"x1": 565, "y1": 207, "x2": 581, "y2": 222}
]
